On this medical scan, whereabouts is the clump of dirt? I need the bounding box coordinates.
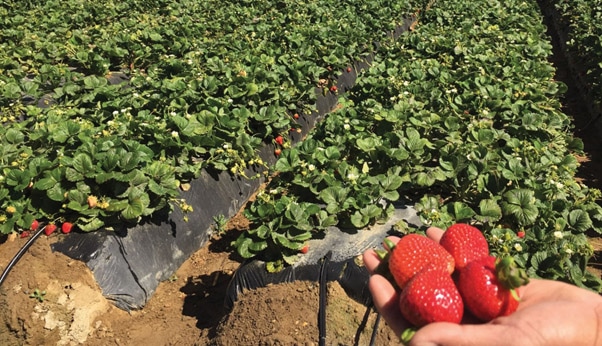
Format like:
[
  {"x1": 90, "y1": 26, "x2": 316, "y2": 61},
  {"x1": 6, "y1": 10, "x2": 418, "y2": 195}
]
[
  {"x1": 210, "y1": 281, "x2": 397, "y2": 346},
  {"x1": 0, "y1": 236, "x2": 110, "y2": 346}
]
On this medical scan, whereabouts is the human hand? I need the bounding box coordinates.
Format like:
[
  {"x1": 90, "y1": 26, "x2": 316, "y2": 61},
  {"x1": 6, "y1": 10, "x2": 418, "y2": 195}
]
[{"x1": 363, "y1": 227, "x2": 602, "y2": 346}]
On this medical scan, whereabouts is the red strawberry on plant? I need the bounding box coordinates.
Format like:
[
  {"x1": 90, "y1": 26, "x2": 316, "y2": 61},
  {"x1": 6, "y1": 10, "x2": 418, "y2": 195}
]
[
  {"x1": 346, "y1": 66, "x2": 352, "y2": 73},
  {"x1": 517, "y1": 230, "x2": 525, "y2": 238},
  {"x1": 44, "y1": 224, "x2": 57, "y2": 236},
  {"x1": 399, "y1": 266, "x2": 464, "y2": 327},
  {"x1": 274, "y1": 148, "x2": 282, "y2": 156},
  {"x1": 386, "y1": 234, "x2": 455, "y2": 290},
  {"x1": 329, "y1": 85, "x2": 337, "y2": 93},
  {"x1": 293, "y1": 113, "x2": 300, "y2": 119},
  {"x1": 439, "y1": 223, "x2": 490, "y2": 271},
  {"x1": 20, "y1": 231, "x2": 30, "y2": 238},
  {"x1": 30, "y1": 219, "x2": 39, "y2": 231},
  {"x1": 457, "y1": 255, "x2": 529, "y2": 322},
  {"x1": 275, "y1": 135, "x2": 284, "y2": 146},
  {"x1": 300, "y1": 244, "x2": 309, "y2": 254},
  {"x1": 61, "y1": 222, "x2": 73, "y2": 234}
]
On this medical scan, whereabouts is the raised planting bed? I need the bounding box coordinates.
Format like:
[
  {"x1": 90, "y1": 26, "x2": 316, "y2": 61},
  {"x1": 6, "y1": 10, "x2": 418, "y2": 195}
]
[
  {"x1": 234, "y1": 0, "x2": 602, "y2": 291},
  {"x1": 0, "y1": 0, "x2": 426, "y2": 309}
]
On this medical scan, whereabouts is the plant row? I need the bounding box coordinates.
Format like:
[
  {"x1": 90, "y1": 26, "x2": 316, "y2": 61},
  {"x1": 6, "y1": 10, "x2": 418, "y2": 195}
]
[
  {"x1": 541, "y1": 0, "x2": 602, "y2": 115},
  {"x1": 0, "y1": 0, "x2": 422, "y2": 234},
  {"x1": 236, "y1": 0, "x2": 602, "y2": 291}
]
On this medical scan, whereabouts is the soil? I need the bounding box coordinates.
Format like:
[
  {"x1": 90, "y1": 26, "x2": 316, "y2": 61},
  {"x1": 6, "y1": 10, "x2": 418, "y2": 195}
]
[
  {"x1": 2, "y1": 13, "x2": 602, "y2": 346},
  {"x1": 0, "y1": 213, "x2": 398, "y2": 346}
]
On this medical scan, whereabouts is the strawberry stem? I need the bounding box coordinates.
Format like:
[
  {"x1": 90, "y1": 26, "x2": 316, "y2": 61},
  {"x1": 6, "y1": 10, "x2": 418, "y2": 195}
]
[
  {"x1": 374, "y1": 248, "x2": 388, "y2": 261},
  {"x1": 383, "y1": 238, "x2": 397, "y2": 252},
  {"x1": 400, "y1": 327, "x2": 417, "y2": 345}
]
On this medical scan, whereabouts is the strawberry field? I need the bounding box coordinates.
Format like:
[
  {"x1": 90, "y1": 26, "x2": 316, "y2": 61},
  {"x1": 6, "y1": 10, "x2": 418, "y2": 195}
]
[{"x1": 1, "y1": 0, "x2": 602, "y2": 344}]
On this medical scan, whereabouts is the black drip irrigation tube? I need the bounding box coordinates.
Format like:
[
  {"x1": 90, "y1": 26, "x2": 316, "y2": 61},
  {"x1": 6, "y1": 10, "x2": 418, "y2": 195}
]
[
  {"x1": 316, "y1": 251, "x2": 382, "y2": 346},
  {"x1": 0, "y1": 227, "x2": 45, "y2": 288},
  {"x1": 318, "y1": 252, "x2": 330, "y2": 346}
]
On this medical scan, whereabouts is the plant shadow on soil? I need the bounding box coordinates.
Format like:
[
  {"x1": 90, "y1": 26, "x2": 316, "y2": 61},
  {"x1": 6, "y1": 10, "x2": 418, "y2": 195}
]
[{"x1": 179, "y1": 230, "x2": 242, "y2": 338}]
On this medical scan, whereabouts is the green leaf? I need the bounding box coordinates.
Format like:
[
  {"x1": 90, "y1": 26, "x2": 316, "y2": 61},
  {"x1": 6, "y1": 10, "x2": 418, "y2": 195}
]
[
  {"x1": 78, "y1": 218, "x2": 105, "y2": 232},
  {"x1": 65, "y1": 168, "x2": 84, "y2": 182},
  {"x1": 5, "y1": 129, "x2": 24, "y2": 144},
  {"x1": 274, "y1": 149, "x2": 300, "y2": 172},
  {"x1": 47, "y1": 184, "x2": 66, "y2": 202},
  {"x1": 475, "y1": 198, "x2": 503, "y2": 223},
  {"x1": 502, "y1": 189, "x2": 539, "y2": 226},
  {"x1": 72, "y1": 153, "x2": 95, "y2": 176},
  {"x1": 350, "y1": 211, "x2": 369, "y2": 228},
  {"x1": 568, "y1": 210, "x2": 592, "y2": 232},
  {"x1": 5, "y1": 169, "x2": 32, "y2": 190},
  {"x1": 272, "y1": 232, "x2": 298, "y2": 249},
  {"x1": 234, "y1": 235, "x2": 255, "y2": 259},
  {"x1": 448, "y1": 202, "x2": 475, "y2": 221},
  {"x1": 121, "y1": 189, "x2": 150, "y2": 220}
]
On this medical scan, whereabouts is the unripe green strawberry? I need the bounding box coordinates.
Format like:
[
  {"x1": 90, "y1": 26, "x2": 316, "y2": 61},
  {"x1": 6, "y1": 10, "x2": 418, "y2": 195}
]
[
  {"x1": 399, "y1": 266, "x2": 464, "y2": 327},
  {"x1": 388, "y1": 234, "x2": 455, "y2": 289},
  {"x1": 457, "y1": 255, "x2": 529, "y2": 321},
  {"x1": 440, "y1": 223, "x2": 489, "y2": 271}
]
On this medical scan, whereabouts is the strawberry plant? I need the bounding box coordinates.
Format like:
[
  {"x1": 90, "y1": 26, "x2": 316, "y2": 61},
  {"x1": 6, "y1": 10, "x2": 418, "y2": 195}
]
[
  {"x1": 542, "y1": 0, "x2": 602, "y2": 114},
  {"x1": 0, "y1": 0, "x2": 421, "y2": 235},
  {"x1": 237, "y1": 0, "x2": 602, "y2": 291}
]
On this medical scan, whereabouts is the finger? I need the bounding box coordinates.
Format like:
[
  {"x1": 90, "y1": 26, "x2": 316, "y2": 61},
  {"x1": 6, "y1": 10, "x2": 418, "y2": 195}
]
[
  {"x1": 425, "y1": 227, "x2": 444, "y2": 242},
  {"x1": 363, "y1": 249, "x2": 382, "y2": 274},
  {"x1": 409, "y1": 321, "x2": 515, "y2": 346},
  {"x1": 362, "y1": 236, "x2": 401, "y2": 274},
  {"x1": 368, "y1": 275, "x2": 408, "y2": 336}
]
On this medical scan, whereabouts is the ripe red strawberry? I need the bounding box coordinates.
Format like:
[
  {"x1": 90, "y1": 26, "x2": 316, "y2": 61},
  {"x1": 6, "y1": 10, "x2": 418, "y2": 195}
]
[
  {"x1": 517, "y1": 230, "x2": 525, "y2": 238},
  {"x1": 399, "y1": 266, "x2": 464, "y2": 327},
  {"x1": 329, "y1": 85, "x2": 337, "y2": 93},
  {"x1": 20, "y1": 231, "x2": 30, "y2": 238},
  {"x1": 44, "y1": 224, "x2": 57, "y2": 236},
  {"x1": 440, "y1": 223, "x2": 489, "y2": 271},
  {"x1": 346, "y1": 66, "x2": 352, "y2": 73},
  {"x1": 457, "y1": 255, "x2": 529, "y2": 322},
  {"x1": 274, "y1": 148, "x2": 282, "y2": 156},
  {"x1": 293, "y1": 113, "x2": 300, "y2": 119},
  {"x1": 275, "y1": 135, "x2": 284, "y2": 146},
  {"x1": 388, "y1": 234, "x2": 455, "y2": 289},
  {"x1": 61, "y1": 222, "x2": 73, "y2": 234},
  {"x1": 300, "y1": 244, "x2": 309, "y2": 254},
  {"x1": 30, "y1": 219, "x2": 39, "y2": 231}
]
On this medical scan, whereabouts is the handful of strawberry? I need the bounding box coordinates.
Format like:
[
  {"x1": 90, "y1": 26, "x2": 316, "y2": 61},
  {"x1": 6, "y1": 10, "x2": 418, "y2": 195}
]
[{"x1": 375, "y1": 223, "x2": 529, "y2": 331}]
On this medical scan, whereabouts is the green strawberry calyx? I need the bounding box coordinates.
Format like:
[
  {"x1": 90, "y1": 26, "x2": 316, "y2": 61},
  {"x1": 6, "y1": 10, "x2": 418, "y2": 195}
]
[
  {"x1": 373, "y1": 238, "x2": 400, "y2": 290},
  {"x1": 495, "y1": 256, "x2": 530, "y2": 301},
  {"x1": 400, "y1": 327, "x2": 418, "y2": 345}
]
